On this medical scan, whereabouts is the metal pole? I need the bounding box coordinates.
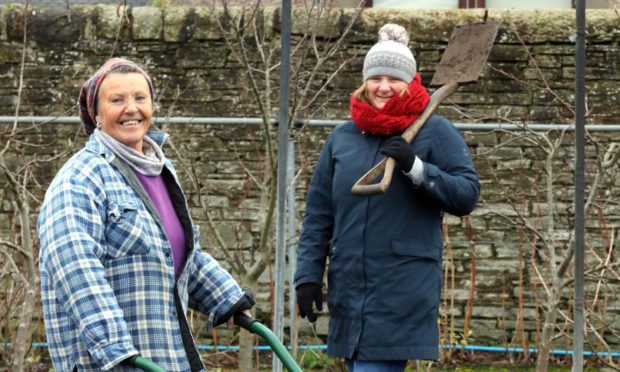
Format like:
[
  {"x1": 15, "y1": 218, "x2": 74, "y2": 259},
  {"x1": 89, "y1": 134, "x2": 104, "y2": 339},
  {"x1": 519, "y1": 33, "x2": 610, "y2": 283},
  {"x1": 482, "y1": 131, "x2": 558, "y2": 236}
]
[
  {"x1": 273, "y1": 0, "x2": 292, "y2": 371},
  {"x1": 572, "y1": 0, "x2": 585, "y2": 370},
  {"x1": 2, "y1": 116, "x2": 620, "y2": 132},
  {"x1": 287, "y1": 141, "x2": 299, "y2": 357}
]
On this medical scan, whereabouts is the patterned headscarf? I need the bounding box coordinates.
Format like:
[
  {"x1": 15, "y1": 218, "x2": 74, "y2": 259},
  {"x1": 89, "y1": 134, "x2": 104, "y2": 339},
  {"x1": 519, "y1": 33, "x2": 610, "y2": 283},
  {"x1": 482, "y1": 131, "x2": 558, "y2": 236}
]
[{"x1": 78, "y1": 57, "x2": 155, "y2": 135}]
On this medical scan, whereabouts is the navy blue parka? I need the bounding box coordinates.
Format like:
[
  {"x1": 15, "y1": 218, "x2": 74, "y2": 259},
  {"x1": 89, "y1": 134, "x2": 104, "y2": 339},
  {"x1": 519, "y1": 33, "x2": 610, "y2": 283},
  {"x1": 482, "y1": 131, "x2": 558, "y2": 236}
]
[{"x1": 294, "y1": 114, "x2": 480, "y2": 361}]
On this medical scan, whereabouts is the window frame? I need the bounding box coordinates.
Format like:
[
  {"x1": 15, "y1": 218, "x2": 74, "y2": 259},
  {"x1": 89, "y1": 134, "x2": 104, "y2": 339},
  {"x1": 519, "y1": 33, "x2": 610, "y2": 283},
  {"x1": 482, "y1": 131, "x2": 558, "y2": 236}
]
[{"x1": 458, "y1": 0, "x2": 486, "y2": 8}]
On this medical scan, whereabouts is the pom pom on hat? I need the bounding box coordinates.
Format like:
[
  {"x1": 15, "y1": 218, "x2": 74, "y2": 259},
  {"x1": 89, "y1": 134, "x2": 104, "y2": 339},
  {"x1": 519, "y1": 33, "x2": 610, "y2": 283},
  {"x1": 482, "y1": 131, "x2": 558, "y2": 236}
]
[
  {"x1": 78, "y1": 57, "x2": 155, "y2": 135},
  {"x1": 363, "y1": 23, "x2": 416, "y2": 83}
]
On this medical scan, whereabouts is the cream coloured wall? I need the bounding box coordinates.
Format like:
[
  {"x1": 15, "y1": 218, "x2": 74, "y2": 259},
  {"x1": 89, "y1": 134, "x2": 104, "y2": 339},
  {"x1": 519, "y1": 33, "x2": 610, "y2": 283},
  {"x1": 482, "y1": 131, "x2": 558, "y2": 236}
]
[{"x1": 371, "y1": 0, "x2": 616, "y2": 8}]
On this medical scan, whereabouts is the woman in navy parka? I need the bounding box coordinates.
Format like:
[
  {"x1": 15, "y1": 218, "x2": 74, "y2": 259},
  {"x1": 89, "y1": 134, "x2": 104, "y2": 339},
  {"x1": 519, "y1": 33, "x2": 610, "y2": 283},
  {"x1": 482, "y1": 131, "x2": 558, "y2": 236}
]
[{"x1": 294, "y1": 24, "x2": 480, "y2": 371}]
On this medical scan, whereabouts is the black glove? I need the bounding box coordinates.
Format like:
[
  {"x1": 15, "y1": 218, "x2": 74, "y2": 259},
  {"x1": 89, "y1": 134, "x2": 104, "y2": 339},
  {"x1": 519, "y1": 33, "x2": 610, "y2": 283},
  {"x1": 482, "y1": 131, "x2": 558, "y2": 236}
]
[
  {"x1": 122, "y1": 354, "x2": 139, "y2": 367},
  {"x1": 296, "y1": 283, "x2": 323, "y2": 322},
  {"x1": 213, "y1": 288, "x2": 256, "y2": 327},
  {"x1": 380, "y1": 136, "x2": 415, "y2": 172}
]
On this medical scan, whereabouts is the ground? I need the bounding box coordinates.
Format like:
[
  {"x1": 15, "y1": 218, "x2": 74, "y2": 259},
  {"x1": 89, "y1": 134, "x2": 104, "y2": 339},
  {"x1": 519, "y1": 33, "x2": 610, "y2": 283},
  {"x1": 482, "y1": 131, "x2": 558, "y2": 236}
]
[{"x1": 2, "y1": 350, "x2": 613, "y2": 371}]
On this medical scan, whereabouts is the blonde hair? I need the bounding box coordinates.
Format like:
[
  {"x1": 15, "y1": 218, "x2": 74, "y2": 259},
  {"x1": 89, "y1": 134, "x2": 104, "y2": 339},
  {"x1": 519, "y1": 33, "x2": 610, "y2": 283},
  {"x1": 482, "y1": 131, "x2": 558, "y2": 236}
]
[{"x1": 352, "y1": 80, "x2": 410, "y2": 105}]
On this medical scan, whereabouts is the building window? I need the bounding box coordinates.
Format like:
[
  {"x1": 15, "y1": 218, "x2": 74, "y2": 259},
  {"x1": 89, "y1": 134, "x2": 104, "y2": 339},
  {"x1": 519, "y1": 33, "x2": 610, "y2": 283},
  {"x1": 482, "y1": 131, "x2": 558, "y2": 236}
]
[
  {"x1": 485, "y1": 0, "x2": 573, "y2": 8},
  {"x1": 459, "y1": 0, "x2": 485, "y2": 7}
]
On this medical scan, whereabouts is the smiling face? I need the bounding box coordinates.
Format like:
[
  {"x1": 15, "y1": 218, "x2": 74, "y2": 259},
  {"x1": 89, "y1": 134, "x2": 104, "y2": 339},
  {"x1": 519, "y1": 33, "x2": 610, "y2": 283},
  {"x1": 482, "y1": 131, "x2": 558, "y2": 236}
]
[
  {"x1": 366, "y1": 75, "x2": 407, "y2": 110},
  {"x1": 95, "y1": 72, "x2": 153, "y2": 152}
]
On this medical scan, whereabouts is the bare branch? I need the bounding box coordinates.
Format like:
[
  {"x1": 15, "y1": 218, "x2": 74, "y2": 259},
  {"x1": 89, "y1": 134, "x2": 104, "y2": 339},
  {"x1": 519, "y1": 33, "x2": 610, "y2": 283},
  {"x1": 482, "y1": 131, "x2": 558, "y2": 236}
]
[
  {"x1": 0, "y1": 240, "x2": 32, "y2": 259},
  {"x1": 0, "y1": 250, "x2": 28, "y2": 284}
]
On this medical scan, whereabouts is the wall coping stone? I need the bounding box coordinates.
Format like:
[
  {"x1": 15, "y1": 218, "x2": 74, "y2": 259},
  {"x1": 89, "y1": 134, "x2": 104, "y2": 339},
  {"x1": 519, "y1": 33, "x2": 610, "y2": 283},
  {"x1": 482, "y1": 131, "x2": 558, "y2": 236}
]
[{"x1": 1, "y1": 5, "x2": 618, "y2": 44}]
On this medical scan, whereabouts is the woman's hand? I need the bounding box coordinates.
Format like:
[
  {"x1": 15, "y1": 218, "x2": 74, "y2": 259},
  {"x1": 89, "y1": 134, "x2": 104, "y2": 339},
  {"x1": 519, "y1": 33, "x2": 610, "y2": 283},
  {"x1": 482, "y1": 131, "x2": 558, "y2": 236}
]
[
  {"x1": 296, "y1": 283, "x2": 323, "y2": 322},
  {"x1": 380, "y1": 136, "x2": 414, "y2": 172}
]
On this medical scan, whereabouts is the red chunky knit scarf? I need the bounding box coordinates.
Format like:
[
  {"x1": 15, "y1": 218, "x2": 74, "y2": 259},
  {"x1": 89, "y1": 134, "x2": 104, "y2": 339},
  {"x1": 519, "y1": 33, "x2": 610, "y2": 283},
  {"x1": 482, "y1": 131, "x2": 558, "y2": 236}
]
[{"x1": 350, "y1": 74, "x2": 430, "y2": 136}]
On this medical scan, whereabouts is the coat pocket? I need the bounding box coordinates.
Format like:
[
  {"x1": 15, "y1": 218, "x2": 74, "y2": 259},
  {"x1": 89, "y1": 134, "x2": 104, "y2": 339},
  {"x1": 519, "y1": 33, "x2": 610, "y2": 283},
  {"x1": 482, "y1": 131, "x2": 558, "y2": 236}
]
[
  {"x1": 377, "y1": 239, "x2": 442, "y2": 322},
  {"x1": 391, "y1": 239, "x2": 441, "y2": 262},
  {"x1": 105, "y1": 199, "x2": 151, "y2": 257},
  {"x1": 326, "y1": 240, "x2": 349, "y2": 316}
]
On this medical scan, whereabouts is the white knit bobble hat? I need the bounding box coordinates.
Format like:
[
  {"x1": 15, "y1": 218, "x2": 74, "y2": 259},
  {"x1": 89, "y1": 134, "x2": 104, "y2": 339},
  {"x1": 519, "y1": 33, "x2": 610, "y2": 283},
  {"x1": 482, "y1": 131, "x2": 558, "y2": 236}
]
[{"x1": 363, "y1": 23, "x2": 416, "y2": 83}]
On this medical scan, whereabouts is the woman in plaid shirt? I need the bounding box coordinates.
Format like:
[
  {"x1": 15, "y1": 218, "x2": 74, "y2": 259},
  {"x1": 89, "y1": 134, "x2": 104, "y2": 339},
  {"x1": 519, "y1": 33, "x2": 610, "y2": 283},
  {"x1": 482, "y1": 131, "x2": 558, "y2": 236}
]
[{"x1": 38, "y1": 58, "x2": 253, "y2": 371}]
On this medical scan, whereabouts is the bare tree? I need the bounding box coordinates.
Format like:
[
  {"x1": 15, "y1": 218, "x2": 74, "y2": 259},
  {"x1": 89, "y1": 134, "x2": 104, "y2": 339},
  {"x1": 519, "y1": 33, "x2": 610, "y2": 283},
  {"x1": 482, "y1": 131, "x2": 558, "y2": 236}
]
[
  {"x1": 153, "y1": 1, "x2": 366, "y2": 369},
  {"x1": 479, "y1": 126, "x2": 620, "y2": 371},
  {"x1": 479, "y1": 21, "x2": 620, "y2": 365},
  {"x1": 443, "y1": 13, "x2": 620, "y2": 370},
  {"x1": 0, "y1": 3, "x2": 78, "y2": 370}
]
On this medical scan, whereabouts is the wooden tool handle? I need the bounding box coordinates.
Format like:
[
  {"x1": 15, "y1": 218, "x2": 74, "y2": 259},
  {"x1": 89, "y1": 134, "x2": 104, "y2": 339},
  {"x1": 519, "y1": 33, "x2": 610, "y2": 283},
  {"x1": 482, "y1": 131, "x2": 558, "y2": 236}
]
[{"x1": 351, "y1": 82, "x2": 458, "y2": 196}]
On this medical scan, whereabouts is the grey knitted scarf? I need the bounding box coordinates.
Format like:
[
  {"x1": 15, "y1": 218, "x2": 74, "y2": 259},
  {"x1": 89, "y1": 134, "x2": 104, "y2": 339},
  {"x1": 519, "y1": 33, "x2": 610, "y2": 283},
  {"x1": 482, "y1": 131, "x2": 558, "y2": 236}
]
[{"x1": 94, "y1": 128, "x2": 165, "y2": 176}]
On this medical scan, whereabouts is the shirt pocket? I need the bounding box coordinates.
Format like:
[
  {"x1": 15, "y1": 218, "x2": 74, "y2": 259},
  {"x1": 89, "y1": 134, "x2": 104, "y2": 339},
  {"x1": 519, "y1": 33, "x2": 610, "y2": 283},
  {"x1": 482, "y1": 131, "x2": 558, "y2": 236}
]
[{"x1": 105, "y1": 199, "x2": 151, "y2": 257}]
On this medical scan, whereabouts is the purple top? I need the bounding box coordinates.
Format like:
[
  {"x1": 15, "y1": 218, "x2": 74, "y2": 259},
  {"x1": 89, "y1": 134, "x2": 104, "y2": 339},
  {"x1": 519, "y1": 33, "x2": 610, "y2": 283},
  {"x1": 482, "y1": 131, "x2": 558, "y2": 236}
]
[{"x1": 135, "y1": 173, "x2": 186, "y2": 276}]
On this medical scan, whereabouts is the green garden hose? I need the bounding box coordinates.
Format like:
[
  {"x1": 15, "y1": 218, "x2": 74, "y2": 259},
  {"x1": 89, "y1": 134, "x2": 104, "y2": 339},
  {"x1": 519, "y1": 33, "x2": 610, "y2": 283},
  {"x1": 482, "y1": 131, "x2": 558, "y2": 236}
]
[
  {"x1": 132, "y1": 356, "x2": 166, "y2": 372},
  {"x1": 235, "y1": 314, "x2": 303, "y2": 372},
  {"x1": 133, "y1": 315, "x2": 302, "y2": 372}
]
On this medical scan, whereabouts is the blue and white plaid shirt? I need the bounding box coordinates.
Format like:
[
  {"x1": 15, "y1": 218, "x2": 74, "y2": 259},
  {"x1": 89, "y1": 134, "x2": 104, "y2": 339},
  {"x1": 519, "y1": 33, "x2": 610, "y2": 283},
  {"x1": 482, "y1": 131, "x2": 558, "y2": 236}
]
[{"x1": 38, "y1": 131, "x2": 244, "y2": 371}]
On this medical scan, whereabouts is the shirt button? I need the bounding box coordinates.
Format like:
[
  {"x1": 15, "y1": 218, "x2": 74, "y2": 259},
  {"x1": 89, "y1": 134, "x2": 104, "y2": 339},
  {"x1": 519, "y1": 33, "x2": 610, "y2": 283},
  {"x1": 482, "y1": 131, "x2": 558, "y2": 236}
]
[
  {"x1": 165, "y1": 252, "x2": 171, "y2": 257},
  {"x1": 429, "y1": 181, "x2": 435, "y2": 188}
]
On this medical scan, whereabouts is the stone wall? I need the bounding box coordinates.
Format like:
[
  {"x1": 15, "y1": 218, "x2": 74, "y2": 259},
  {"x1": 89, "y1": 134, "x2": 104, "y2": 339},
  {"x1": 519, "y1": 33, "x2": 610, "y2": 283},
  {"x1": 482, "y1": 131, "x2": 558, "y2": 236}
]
[
  {"x1": 1, "y1": 4, "x2": 620, "y2": 354},
  {"x1": 0, "y1": 6, "x2": 618, "y2": 122}
]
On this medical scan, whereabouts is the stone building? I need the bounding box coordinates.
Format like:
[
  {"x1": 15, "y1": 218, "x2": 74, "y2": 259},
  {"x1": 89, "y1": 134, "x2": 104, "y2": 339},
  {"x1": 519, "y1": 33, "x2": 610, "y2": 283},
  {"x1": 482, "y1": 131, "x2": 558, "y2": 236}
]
[{"x1": 0, "y1": 2, "x2": 619, "y2": 364}]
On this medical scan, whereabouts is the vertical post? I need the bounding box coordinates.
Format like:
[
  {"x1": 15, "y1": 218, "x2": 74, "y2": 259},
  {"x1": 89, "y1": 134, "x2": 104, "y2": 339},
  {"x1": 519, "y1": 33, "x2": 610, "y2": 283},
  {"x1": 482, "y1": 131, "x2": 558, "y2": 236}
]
[
  {"x1": 274, "y1": 0, "x2": 292, "y2": 371},
  {"x1": 287, "y1": 141, "x2": 299, "y2": 357},
  {"x1": 572, "y1": 0, "x2": 585, "y2": 370}
]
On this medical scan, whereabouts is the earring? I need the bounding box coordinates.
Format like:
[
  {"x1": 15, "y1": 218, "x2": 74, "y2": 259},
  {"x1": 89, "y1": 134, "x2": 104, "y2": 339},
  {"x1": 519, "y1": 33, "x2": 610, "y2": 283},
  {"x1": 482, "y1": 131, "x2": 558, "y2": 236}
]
[{"x1": 96, "y1": 122, "x2": 102, "y2": 129}]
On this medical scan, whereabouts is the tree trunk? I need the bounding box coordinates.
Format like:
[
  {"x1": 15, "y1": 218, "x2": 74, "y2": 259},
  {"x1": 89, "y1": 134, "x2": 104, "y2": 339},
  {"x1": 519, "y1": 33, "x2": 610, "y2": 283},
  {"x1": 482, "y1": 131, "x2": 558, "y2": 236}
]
[
  {"x1": 11, "y1": 199, "x2": 37, "y2": 372},
  {"x1": 535, "y1": 289, "x2": 560, "y2": 372},
  {"x1": 239, "y1": 328, "x2": 255, "y2": 371},
  {"x1": 238, "y1": 280, "x2": 259, "y2": 370}
]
